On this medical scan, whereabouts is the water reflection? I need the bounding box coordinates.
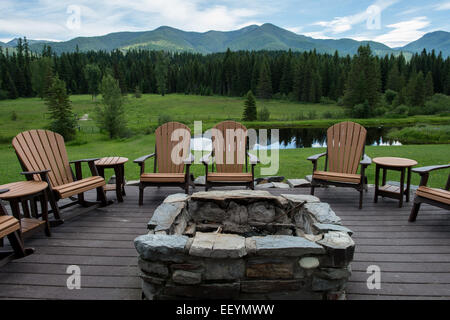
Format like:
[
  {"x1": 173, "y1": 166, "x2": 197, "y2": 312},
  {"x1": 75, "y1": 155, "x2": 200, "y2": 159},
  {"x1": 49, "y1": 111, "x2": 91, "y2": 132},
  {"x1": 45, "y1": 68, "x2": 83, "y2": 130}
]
[{"x1": 190, "y1": 127, "x2": 402, "y2": 151}]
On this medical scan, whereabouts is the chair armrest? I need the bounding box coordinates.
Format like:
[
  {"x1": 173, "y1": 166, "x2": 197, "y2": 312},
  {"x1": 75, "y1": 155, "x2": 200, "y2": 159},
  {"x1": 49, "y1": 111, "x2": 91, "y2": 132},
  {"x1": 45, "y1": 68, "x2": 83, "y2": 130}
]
[
  {"x1": 21, "y1": 169, "x2": 51, "y2": 176},
  {"x1": 184, "y1": 153, "x2": 195, "y2": 165},
  {"x1": 134, "y1": 153, "x2": 155, "y2": 164},
  {"x1": 248, "y1": 152, "x2": 259, "y2": 165},
  {"x1": 70, "y1": 158, "x2": 100, "y2": 164},
  {"x1": 21, "y1": 169, "x2": 51, "y2": 183},
  {"x1": 201, "y1": 152, "x2": 213, "y2": 165},
  {"x1": 412, "y1": 164, "x2": 450, "y2": 175},
  {"x1": 360, "y1": 154, "x2": 372, "y2": 166},
  {"x1": 307, "y1": 152, "x2": 326, "y2": 162}
]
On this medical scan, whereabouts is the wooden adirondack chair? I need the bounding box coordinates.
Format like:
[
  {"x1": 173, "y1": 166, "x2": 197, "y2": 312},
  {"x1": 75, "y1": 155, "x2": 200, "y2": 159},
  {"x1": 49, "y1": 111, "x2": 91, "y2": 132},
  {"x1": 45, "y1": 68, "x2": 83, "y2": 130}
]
[
  {"x1": 202, "y1": 121, "x2": 259, "y2": 191},
  {"x1": 12, "y1": 130, "x2": 107, "y2": 224},
  {"x1": 0, "y1": 189, "x2": 33, "y2": 266},
  {"x1": 409, "y1": 164, "x2": 450, "y2": 222},
  {"x1": 134, "y1": 122, "x2": 194, "y2": 205},
  {"x1": 308, "y1": 121, "x2": 371, "y2": 209}
]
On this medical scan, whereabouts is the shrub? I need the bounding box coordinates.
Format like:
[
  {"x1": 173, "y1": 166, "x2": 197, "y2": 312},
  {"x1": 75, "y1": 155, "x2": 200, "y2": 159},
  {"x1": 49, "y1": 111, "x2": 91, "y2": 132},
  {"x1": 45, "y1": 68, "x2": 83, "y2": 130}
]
[
  {"x1": 307, "y1": 110, "x2": 317, "y2": 120},
  {"x1": 385, "y1": 105, "x2": 409, "y2": 118},
  {"x1": 293, "y1": 112, "x2": 306, "y2": 120},
  {"x1": 257, "y1": 107, "x2": 270, "y2": 121},
  {"x1": 373, "y1": 106, "x2": 388, "y2": 117},
  {"x1": 158, "y1": 114, "x2": 172, "y2": 126},
  {"x1": 423, "y1": 94, "x2": 450, "y2": 115},
  {"x1": 95, "y1": 75, "x2": 127, "y2": 139},
  {"x1": 320, "y1": 97, "x2": 336, "y2": 105},
  {"x1": 322, "y1": 111, "x2": 333, "y2": 119},
  {"x1": 384, "y1": 89, "x2": 397, "y2": 105},
  {"x1": 351, "y1": 100, "x2": 371, "y2": 118},
  {"x1": 387, "y1": 125, "x2": 450, "y2": 144},
  {"x1": 134, "y1": 86, "x2": 142, "y2": 98}
]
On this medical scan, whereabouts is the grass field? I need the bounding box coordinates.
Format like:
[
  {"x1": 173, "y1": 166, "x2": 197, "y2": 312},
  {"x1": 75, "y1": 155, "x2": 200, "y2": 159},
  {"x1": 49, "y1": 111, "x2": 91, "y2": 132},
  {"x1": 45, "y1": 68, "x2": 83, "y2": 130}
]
[{"x1": 0, "y1": 94, "x2": 449, "y2": 187}]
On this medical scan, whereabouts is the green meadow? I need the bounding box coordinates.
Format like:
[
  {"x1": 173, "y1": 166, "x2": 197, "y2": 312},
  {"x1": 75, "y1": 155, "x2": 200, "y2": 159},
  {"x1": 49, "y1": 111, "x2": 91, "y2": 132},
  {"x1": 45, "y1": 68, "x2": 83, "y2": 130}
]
[{"x1": 0, "y1": 94, "x2": 449, "y2": 187}]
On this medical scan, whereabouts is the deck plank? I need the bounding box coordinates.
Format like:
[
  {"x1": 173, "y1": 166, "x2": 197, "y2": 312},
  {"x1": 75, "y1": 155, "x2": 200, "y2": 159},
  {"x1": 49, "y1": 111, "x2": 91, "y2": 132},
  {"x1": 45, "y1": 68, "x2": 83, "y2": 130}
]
[{"x1": 0, "y1": 186, "x2": 449, "y2": 300}]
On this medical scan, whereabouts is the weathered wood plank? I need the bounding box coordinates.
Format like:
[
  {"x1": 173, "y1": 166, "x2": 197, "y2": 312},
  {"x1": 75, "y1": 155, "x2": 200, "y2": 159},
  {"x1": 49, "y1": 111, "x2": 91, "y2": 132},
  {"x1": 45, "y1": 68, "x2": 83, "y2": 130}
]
[
  {"x1": 0, "y1": 284, "x2": 140, "y2": 300},
  {"x1": 1, "y1": 186, "x2": 449, "y2": 300},
  {"x1": 350, "y1": 271, "x2": 450, "y2": 284},
  {"x1": 0, "y1": 273, "x2": 140, "y2": 288}
]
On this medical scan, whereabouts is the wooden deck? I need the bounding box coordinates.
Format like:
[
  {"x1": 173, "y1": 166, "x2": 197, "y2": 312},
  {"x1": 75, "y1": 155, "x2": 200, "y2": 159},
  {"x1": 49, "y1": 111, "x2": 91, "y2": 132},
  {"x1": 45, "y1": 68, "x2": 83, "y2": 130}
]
[{"x1": 0, "y1": 186, "x2": 449, "y2": 300}]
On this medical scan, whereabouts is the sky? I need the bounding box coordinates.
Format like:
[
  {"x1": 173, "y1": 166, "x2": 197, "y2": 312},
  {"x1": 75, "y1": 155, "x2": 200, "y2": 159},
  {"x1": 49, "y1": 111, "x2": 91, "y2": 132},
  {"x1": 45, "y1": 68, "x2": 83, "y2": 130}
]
[{"x1": 0, "y1": 0, "x2": 449, "y2": 47}]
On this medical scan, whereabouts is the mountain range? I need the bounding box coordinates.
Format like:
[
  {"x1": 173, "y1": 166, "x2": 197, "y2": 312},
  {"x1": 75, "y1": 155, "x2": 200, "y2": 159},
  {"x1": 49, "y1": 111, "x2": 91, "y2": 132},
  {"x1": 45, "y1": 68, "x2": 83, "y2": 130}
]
[{"x1": 1, "y1": 23, "x2": 449, "y2": 57}]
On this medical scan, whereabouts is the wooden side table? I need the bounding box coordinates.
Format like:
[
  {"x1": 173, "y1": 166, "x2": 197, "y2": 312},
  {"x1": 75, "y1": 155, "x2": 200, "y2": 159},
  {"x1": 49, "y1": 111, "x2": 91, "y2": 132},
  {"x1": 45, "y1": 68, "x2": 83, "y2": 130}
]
[
  {"x1": 95, "y1": 157, "x2": 128, "y2": 202},
  {"x1": 0, "y1": 181, "x2": 51, "y2": 238},
  {"x1": 373, "y1": 157, "x2": 418, "y2": 208},
  {"x1": 1, "y1": 190, "x2": 34, "y2": 266}
]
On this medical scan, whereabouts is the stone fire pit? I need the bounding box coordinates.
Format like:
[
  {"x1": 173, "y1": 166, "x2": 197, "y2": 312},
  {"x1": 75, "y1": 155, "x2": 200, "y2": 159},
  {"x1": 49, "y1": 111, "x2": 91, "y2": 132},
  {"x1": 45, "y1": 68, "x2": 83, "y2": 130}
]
[{"x1": 134, "y1": 190, "x2": 354, "y2": 300}]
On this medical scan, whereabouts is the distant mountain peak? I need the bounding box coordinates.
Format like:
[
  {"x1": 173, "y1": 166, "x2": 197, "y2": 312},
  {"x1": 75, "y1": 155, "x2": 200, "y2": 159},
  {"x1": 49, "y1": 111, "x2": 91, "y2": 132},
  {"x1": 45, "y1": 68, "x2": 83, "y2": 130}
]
[{"x1": 6, "y1": 23, "x2": 449, "y2": 57}]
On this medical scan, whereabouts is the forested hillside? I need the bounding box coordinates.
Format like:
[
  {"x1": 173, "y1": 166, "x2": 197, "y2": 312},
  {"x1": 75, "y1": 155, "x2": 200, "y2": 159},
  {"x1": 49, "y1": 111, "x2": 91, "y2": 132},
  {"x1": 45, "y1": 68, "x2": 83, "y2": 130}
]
[{"x1": 1, "y1": 39, "x2": 449, "y2": 118}]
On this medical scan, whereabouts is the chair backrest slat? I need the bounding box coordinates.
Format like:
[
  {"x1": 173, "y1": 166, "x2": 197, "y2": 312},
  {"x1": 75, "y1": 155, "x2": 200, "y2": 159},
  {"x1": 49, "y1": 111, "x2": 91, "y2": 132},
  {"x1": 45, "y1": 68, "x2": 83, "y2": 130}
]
[
  {"x1": 212, "y1": 121, "x2": 247, "y2": 173},
  {"x1": 155, "y1": 122, "x2": 191, "y2": 173},
  {"x1": 12, "y1": 130, "x2": 73, "y2": 188},
  {"x1": 326, "y1": 121, "x2": 366, "y2": 174}
]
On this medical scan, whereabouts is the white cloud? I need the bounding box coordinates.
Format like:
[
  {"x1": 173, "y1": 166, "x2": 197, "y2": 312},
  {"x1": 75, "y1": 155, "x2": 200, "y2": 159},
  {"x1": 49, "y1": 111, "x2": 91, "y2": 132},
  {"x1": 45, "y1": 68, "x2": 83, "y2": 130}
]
[
  {"x1": 0, "y1": 0, "x2": 263, "y2": 40},
  {"x1": 434, "y1": 2, "x2": 450, "y2": 10},
  {"x1": 303, "y1": 31, "x2": 334, "y2": 39},
  {"x1": 373, "y1": 16, "x2": 430, "y2": 47},
  {"x1": 285, "y1": 26, "x2": 303, "y2": 34},
  {"x1": 312, "y1": 0, "x2": 398, "y2": 34}
]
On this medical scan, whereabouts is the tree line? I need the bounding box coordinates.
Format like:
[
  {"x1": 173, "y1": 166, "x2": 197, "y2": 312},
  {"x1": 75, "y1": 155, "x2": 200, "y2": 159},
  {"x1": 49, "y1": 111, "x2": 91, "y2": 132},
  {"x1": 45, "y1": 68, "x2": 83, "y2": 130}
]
[{"x1": 1, "y1": 38, "x2": 450, "y2": 116}]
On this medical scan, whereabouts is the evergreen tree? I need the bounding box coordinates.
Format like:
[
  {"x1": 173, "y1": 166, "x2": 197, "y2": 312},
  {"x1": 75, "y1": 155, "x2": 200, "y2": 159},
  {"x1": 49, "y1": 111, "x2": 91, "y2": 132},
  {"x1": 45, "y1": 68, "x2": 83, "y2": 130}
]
[
  {"x1": 250, "y1": 59, "x2": 260, "y2": 94},
  {"x1": 424, "y1": 71, "x2": 434, "y2": 98},
  {"x1": 343, "y1": 45, "x2": 381, "y2": 110},
  {"x1": 31, "y1": 57, "x2": 53, "y2": 98},
  {"x1": 3, "y1": 70, "x2": 18, "y2": 99},
  {"x1": 45, "y1": 76, "x2": 77, "y2": 141},
  {"x1": 309, "y1": 70, "x2": 322, "y2": 103},
  {"x1": 256, "y1": 58, "x2": 272, "y2": 99},
  {"x1": 242, "y1": 90, "x2": 257, "y2": 121},
  {"x1": 95, "y1": 75, "x2": 127, "y2": 139},
  {"x1": 386, "y1": 64, "x2": 404, "y2": 92},
  {"x1": 406, "y1": 72, "x2": 425, "y2": 106},
  {"x1": 155, "y1": 51, "x2": 169, "y2": 96},
  {"x1": 84, "y1": 63, "x2": 102, "y2": 100},
  {"x1": 0, "y1": 44, "x2": 449, "y2": 106},
  {"x1": 279, "y1": 54, "x2": 293, "y2": 95}
]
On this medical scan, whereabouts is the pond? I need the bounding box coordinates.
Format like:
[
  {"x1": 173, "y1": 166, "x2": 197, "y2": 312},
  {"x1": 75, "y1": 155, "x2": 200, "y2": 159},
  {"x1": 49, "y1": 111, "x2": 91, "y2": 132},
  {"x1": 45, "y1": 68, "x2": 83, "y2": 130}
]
[{"x1": 191, "y1": 126, "x2": 402, "y2": 151}]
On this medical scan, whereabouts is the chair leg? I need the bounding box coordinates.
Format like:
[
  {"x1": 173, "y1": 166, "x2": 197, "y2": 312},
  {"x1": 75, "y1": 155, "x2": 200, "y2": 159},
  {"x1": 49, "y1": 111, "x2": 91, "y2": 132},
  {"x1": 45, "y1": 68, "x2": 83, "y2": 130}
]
[
  {"x1": 47, "y1": 191, "x2": 64, "y2": 226},
  {"x1": 190, "y1": 174, "x2": 196, "y2": 189},
  {"x1": 97, "y1": 187, "x2": 108, "y2": 206},
  {"x1": 310, "y1": 186, "x2": 315, "y2": 195},
  {"x1": 409, "y1": 200, "x2": 421, "y2": 222},
  {"x1": 40, "y1": 194, "x2": 51, "y2": 237},
  {"x1": 139, "y1": 184, "x2": 144, "y2": 206},
  {"x1": 6, "y1": 231, "x2": 28, "y2": 258}
]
